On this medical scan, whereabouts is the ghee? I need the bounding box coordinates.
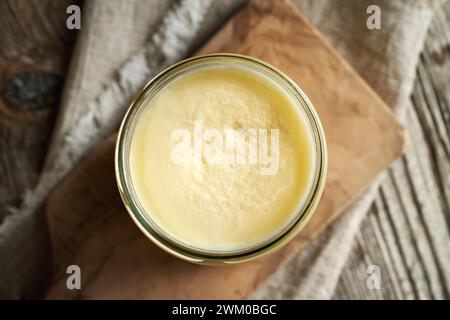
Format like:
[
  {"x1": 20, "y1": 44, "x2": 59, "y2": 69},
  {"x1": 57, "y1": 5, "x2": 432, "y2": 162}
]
[{"x1": 116, "y1": 54, "x2": 326, "y2": 263}]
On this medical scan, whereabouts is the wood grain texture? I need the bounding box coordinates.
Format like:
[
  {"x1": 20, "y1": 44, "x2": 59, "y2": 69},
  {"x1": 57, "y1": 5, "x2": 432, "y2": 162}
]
[
  {"x1": 44, "y1": 0, "x2": 406, "y2": 299},
  {"x1": 0, "y1": 0, "x2": 77, "y2": 222},
  {"x1": 0, "y1": 0, "x2": 79, "y2": 298},
  {"x1": 333, "y1": 1, "x2": 450, "y2": 299}
]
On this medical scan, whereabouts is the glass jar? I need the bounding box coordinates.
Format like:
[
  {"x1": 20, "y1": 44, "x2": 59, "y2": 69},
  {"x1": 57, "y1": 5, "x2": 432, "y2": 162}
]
[{"x1": 115, "y1": 53, "x2": 327, "y2": 265}]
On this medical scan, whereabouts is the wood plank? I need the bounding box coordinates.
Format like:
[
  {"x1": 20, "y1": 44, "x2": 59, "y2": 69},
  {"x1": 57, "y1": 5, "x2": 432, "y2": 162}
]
[
  {"x1": 0, "y1": 0, "x2": 78, "y2": 299},
  {"x1": 0, "y1": 0, "x2": 77, "y2": 221},
  {"x1": 334, "y1": 1, "x2": 450, "y2": 299},
  {"x1": 44, "y1": 0, "x2": 405, "y2": 299}
]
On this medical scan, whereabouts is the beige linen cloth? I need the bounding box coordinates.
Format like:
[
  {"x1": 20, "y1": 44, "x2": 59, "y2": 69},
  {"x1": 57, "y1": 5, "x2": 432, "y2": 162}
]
[{"x1": 0, "y1": 0, "x2": 443, "y2": 298}]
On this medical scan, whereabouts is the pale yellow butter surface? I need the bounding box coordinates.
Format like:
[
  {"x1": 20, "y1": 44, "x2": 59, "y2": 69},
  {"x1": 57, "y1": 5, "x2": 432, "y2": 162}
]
[{"x1": 130, "y1": 66, "x2": 315, "y2": 251}]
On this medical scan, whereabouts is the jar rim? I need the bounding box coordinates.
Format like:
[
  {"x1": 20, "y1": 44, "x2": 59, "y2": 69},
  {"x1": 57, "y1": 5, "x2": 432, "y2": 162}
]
[{"x1": 115, "y1": 53, "x2": 328, "y2": 265}]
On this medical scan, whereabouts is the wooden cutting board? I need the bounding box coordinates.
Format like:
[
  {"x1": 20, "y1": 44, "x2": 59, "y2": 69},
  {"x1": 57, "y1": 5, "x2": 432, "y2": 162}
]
[{"x1": 45, "y1": 0, "x2": 406, "y2": 299}]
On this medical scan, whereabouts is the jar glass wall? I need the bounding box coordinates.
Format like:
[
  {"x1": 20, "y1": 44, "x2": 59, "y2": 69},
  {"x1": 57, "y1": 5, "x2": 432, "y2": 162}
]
[{"x1": 115, "y1": 54, "x2": 327, "y2": 265}]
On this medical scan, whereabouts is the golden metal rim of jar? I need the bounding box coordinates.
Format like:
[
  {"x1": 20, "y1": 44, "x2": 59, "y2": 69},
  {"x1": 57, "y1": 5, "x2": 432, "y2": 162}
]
[{"x1": 115, "y1": 53, "x2": 328, "y2": 265}]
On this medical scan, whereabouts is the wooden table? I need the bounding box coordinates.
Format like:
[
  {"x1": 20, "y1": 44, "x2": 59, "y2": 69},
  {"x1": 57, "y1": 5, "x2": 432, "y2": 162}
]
[
  {"x1": 334, "y1": 3, "x2": 450, "y2": 299},
  {"x1": 0, "y1": 0, "x2": 78, "y2": 298},
  {"x1": 0, "y1": 0, "x2": 449, "y2": 299}
]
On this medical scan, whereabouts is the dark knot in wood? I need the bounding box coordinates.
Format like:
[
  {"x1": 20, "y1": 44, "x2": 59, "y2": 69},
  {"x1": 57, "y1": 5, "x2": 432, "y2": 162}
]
[{"x1": 2, "y1": 71, "x2": 63, "y2": 111}]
